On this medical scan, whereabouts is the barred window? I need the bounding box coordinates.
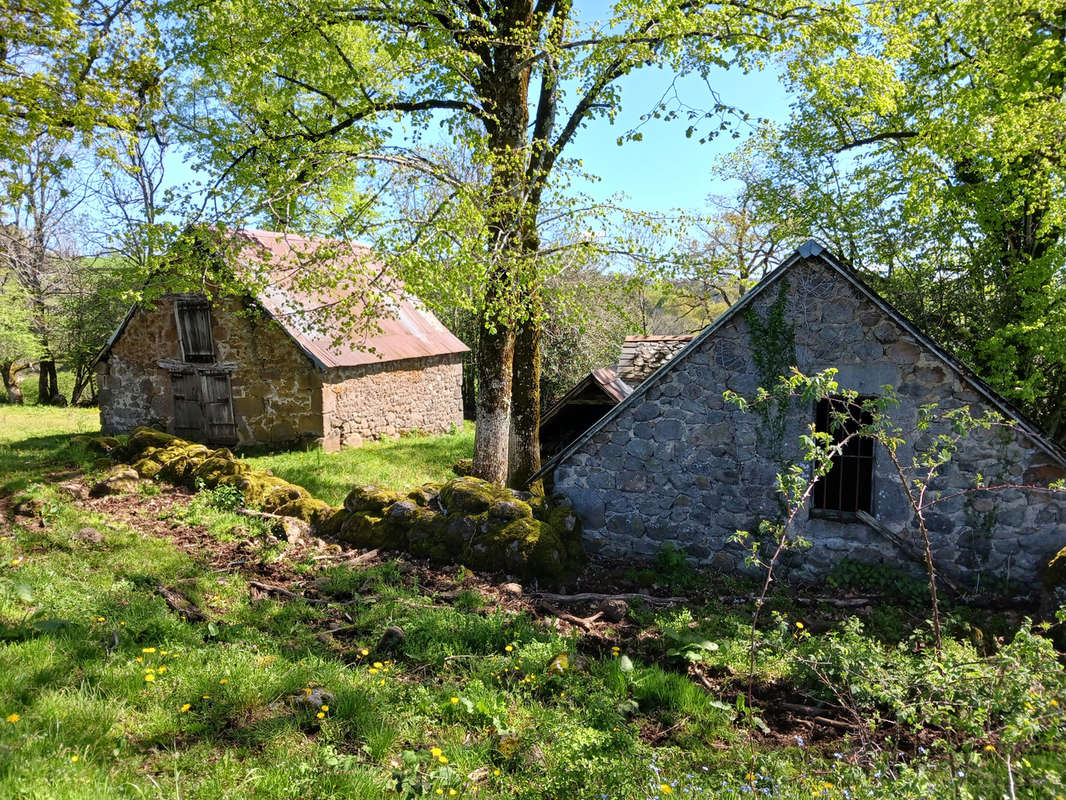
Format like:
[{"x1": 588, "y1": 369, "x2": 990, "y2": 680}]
[{"x1": 812, "y1": 396, "x2": 874, "y2": 514}]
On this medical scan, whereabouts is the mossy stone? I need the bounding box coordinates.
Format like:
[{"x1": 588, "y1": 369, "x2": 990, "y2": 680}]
[
  {"x1": 488, "y1": 498, "x2": 533, "y2": 523},
  {"x1": 344, "y1": 485, "x2": 404, "y2": 515},
  {"x1": 132, "y1": 458, "x2": 163, "y2": 480},
  {"x1": 438, "y1": 477, "x2": 513, "y2": 515},
  {"x1": 71, "y1": 434, "x2": 122, "y2": 454},
  {"x1": 192, "y1": 456, "x2": 247, "y2": 488},
  {"x1": 261, "y1": 482, "x2": 311, "y2": 514},
  {"x1": 337, "y1": 513, "x2": 394, "y2": 549},
  {"x1": 275, "y1": 496, "x2": 333, "y2": 524},
  {"x1": 452, "y1": 458, "x2": 474, "y2": 476},
  {"x1": 315, "y1": 508, "x2": 351, "y2": 538},
  {"x1": 127, "y1": 427, "x2": 178, "y2": 455}
]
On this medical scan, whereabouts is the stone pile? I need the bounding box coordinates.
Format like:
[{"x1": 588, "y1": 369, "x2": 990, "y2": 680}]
[{"x1": 71, "y1": 428, "x2": 583, "y2": 579}]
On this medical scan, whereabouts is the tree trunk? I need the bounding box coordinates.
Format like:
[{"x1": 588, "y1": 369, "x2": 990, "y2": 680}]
[
  {"x1": 473, "y1": 318, "x2": 514, "y2": 484},
  {"x1": 1, "y1": 361, "x2": 25, "y2": 404},
  {"x1": 37, "y1": 356, "x2": 58, "y2": 405},
  {"x1": 508, "y1": 290, "x2": 543, "y2": 491}
]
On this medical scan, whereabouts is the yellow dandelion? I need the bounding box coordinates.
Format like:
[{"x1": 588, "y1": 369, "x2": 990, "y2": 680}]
[
  {"x1": 316, "y1": 712, "x2": 325, "y2": 719},
  {"x1": 71, "y1": 755, "x2": 79, "y2": 763},
  {"x1": 320, "y1": 704, "x2": 329, "y2": 711},
  {"x1": 1051, "y1": 699, "x2": 1060, "y2": 707},
  {"x1": 180, "y1": 704, "x2": 191, "y2": 713},
  {"x1": 436, "y1": 791, "x2": 444, "y2": 796},
  {"x1": 438, "y1": 755, "x2": 448, "y2": 764},
  {"x1": 660, "y1": 785, "x2": 673, "y2": 795},
  {"x1": 360, "y1": 648, "x2": 369, "y2": 656},
  {"x1": 369, "y1": 668, "x2": 379, "y2": 674},
  {"x1": 493, "y1": 769, "x2": 500, "y2": 776},
  {"x1": 160, "y1": 650, "x2": 168, "y2": 655},
  {"x1": 10, "y1": 558, "x2": 21, "y2": 566},
  {"x1": 449, "y1": 790, "x2": 457, "y2": 796},
  {"x1": 6, "y1": 713, "x2": 19, "y2": 723},
  {"x1": 984, "y1": 744, "x2": 996, "y2": 752},
  {"x1": 747, "y1": 773, "x2": 756, "y2": 782},
  {"x1": 135, "y1": 657, "x2": 143, "y2": 663},
  {"x1": 142, "y1": 647, "x2": 156, "y2": 653},
  {"x1": 119, "y1": 621, "x2": 126, "y2": 626},
  {"x1": 373, "y1": 661, "x2": 383, "y2": 669},
  {"x1": 219, "y1": 679, "x2": 228, "y2": 684},
  {"x1": 144, "y1": 674, "x2": 155, "y2": 682},
  {"x1": 795, "y1": 621, "x2": 804, "y2": 629},
  {"x1": 449, "y1": 696, "x2": 458, "y2": 704},
  {"x1": 431, "y1": 747, "x2": 442, "y2": 757},
  {"x1": 379, "y1": 679, "x2": 385, "y2": 686},
  {"x1": 505, "y1": 645, "x2": 513, "y2": 652},
  {"x1": 158, "y1": 666, "x2": 167, "y2": 673},
  {"x1": 202, "y1": 695, "x2": 211, "y2": 699},
  {"x1": 304, "y1": 687, "x2": 312, "y2": 695},
  {"x1": 94, "y1": 617, "x2": 106, "y2": 622}
]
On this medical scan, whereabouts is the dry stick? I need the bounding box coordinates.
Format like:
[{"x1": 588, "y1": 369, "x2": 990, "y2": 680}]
[
  {"x1": 531, "y1": 591, "x2": 687, "y2": 605},
  {"x1": 537, "y1": 601, "x2": 604, "y2": 631},
  {"x1": 248, "y1": 580, "x2": 330, "y2": 605}
]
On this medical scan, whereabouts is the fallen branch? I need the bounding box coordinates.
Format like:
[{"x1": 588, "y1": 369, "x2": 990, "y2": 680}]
[
  {"x1": 794, "y1": 596, "x2": 873, "y2": 608},
  {"x1": 537, "y1": 600, "x2": 604, "y2": 631},
  {"x1": 532, "y1": 591, "x2": 687, "y2": 606},
  {"x1": 157, "y1": 585, "x2": 208, "y2": 622},
  {"x1": 778, "y1": 701, "x2": 860, "y2": 730},
  {"x1": 248, "y1": 580, "x2": 329, "y2": 605},
  {"x1": 312, "y1": 548, "x2": 380, "y2": 564}
]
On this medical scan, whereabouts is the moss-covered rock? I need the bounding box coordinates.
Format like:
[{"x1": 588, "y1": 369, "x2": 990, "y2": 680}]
[
  {"x1": 315, "y1": 508, "x2": 351, "y2": 539},
  {"x1": 407, "y1": 483, "x2": 443, "y2": 506},
  {"x1": 71, "y1": 434, "x2": 122, "y2": 455},
  {"x1": 452, "y1": 458, "x2": 474, "y2": 477},
  {"x1": 275, "y1": 496, "x2": 333, "y2": 524},
  {"x1": 192, "y1": 456, "x2": 249, "y2": 488},
  {"x1": 127, "y1": 427, "x2": 177, "y2": 455},
  {"x1": 438, "y1": 476, "x2": 514, "y2": 515},
  {"x1": 344, "y1": 485, "x2": 404, "y2": 515},
  {"x1": 487, "y1": 498, "x2": 533, "y2": 523},
  {"x1": 336, "y1": 513, "x2": 400, "y2": 549},
  {"x1": 90, "y1": 465, "x2": 141, "y2": 498},
  {"x1": 131, "y1": 458, "x2": 163, "y2": 480}
]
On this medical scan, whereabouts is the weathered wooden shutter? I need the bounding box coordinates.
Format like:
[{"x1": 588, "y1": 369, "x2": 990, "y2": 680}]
[
  {"x1": 171, "y1": 371, "x2": 204, "y2": 440},
  {"x1": 175, "y1": 299, "x2": 215, "y2": 363},
  {"x1": 201, "y1": 371, "x2": 237, "y2": 443}
]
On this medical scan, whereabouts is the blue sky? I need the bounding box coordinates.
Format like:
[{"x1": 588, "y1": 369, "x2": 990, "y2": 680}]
[{"x1": 563, "y1": 65, "x2": 790, "y2": 213}]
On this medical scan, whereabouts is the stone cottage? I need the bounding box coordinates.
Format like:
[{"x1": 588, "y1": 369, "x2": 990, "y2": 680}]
[
  {"x1": 540, "y1": 368, "x2": 632, "y2": 461},
  {"x1": 539, "y1": 241, "x2": 1066, "y2": 589},
  {"x1": 95, "y1": 229, "x2": 469, "y2": 449}
]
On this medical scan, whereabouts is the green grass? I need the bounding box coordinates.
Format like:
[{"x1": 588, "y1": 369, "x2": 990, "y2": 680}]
[
  {"x1": 1, "y1": 408, "x2": 1065, "y2": 799},
  {"x1": 244, "y1": 422, "x2": 475, "y2": 505}
]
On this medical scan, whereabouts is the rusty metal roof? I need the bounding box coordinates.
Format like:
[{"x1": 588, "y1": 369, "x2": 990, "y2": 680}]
[
  {"x1": 540, "y1": 367, "x2": 632, "y2": 428},
  {"x1": 234, "y1": 229, "x2": 469, "y2": 369}
]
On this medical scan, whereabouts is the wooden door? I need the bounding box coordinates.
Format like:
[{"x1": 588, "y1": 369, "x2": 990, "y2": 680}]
[
  {"x1": 201, "y1": 371, "x2": 237, "y2": 443},
  {"x1": 171, "y1": 371, "x2": 205, "y2": 441},
  {"x1": 170, "y1": 370, "x2": 237, "y2": 444}
]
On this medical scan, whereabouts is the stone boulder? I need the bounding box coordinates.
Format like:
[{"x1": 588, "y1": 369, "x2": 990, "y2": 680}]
[{"x1": 90, "y1": 465, "x2": 141, "y2": 497}]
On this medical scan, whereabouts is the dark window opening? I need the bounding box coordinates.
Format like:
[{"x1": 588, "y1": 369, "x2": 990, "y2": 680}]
[
  {"x1": 176, "y1": 298, "x2": 215, "y2": 363},
  {"x1": 812, "y1": 396, "x2": 874, "y2": 514}
]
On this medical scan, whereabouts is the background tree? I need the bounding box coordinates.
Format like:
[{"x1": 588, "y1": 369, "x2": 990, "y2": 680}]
[
  {"x1": 0, "y1": 275, "x2": 40, "y2": 403},
  {"x1": 737, "y1": 0, "x2": 1066, "y2": 440},
  {"x1": 168, "y1": 0, "x2": 827, "y2": 486}
]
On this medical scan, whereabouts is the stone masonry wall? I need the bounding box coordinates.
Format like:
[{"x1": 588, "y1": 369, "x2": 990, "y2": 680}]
[
  {"x1": 98, "y1": 296, "x2": 324, "y2": 446},
  {"x1": 321, "y1": 353, "x2": 464, "y2": 449},
  {"x1": 552, "y1": 255, "x2": 1066, "y2": 589}
]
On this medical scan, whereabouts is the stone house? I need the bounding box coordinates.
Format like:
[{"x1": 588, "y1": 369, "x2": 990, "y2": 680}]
[
  {"x1": 540, "y1": 368, "x2": 632, "y2": 461},
  {"x1": 95, "y1": 229, "x2": 469, "y2": 450},
  {"x1": 539, "y1": 241, "x2": 1066, "y2": 589}
]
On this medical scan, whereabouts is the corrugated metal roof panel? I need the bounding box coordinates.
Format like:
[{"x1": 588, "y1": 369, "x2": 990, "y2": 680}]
[{"x1": 234, "y1": 229, "x2": 469, "y2": 369}]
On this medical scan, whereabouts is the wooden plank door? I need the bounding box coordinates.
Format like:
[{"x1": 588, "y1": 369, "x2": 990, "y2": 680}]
[
  {"x1": 171, "y1": 371, "x2": 204, "y2": 440},
  {"x1": 201, "y1": 371, "x2": 237, "y2": 443}
]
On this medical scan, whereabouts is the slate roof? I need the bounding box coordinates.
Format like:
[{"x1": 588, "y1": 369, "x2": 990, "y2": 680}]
[
  {"x1": 615, "y1": 335, "x2": 694, "y2": 385},
  {"x1": 95, "y1": 228, "x2": 469, "y2": 370},
  {"x1": 533, "y1": 240, "x2": 1066, "y2": 482}
]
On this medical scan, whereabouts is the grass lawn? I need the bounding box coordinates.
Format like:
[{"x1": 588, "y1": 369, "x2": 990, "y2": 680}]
[
  {"x1": 0, "y1": 407, "x2": 1064, "y2": 799},
  {"x1": 244, "y1": 423, "x2": 475, "y2": 505}
]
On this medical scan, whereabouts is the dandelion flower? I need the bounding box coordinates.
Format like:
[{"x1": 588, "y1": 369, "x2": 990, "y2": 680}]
[
  {"x1": 135, "y1": 657, "x2": 143, "y2": 663},
  {"x1": 431, "y1": 747, "x2": 442, "y2": 757},
  {"x1": 10, "y1": 558, "x2": 21, "y2": 566},
  {"x1": 493, "y1": 769, "x2": 500, "y2": 776},
  {"x1": 449, "y1": 790, "x2": 457, "y2": 796},
  {"x1": 984, "y1": 744, "x2": 996, "y2": 752},
  {"x1": 144, "y1": 674, "x2": 155, "y2": 682},
  {"x1": 450, "y1": 697, "x2": 458, "y2": 704},
  {"x1": 316, "y1": 712, "x2": 325, "y2": 719},
  {"x1": 142, "y1": 647, "x2": 156, "y2": 653},
  {"x1": 373, "y1": 661, "x2": 383, "y2": 669},
  {"x1": 202, "y1": 695, "x2": 211, "y2": 699},
  {"x1": 180, "y1": 704, "x2": 191, "y2": 713},
  {"x1": 304, "y1": 687, "x2": 312, "y2": 695},
  {"x1": 505, "y1": 645, "x2": 513, "y2": 652},
  {"x1": 369, "y1": 668, "x2": 379, "y2": 674},
  {"x1": 436, "y1": 791, "x2": 443, "y2": 796},
  {"x1": 660, "y1": 785, "x2": 673, "y2": 795},
  {"x1": 320, "y1": 705, "x2": 329, "y2": 711},
  {"x1": 438, "y1": 756, "x2": 448, "y2": 764},
  {"x1": 219, "y1": 679, "x2": 228, "y2": 684},
  {"x1": 94, "y1": 617, "x2": 106, "y2": 623},
  {"x1": 1051, "y1": 699, "x2": 1060, "y2": 707},
  {"x1": 360, "y1": 648, "x2": 369, "y2": 656},
  {"x1": 795, "y1": 622, "x2": 804, "y2": 629},
  {"x1": 5, "y1": 713, "x2": 19, "y2": 723},
  {"x1": 158, "y1": 666, "x2": 167, "y2": 673},
  {"x1": 71, "y1": 755, "x2": 79, "y2": 763}
]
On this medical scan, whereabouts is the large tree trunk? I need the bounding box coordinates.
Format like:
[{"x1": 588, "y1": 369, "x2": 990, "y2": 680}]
[
  {"x1": 508, "y1": 289, "x2": 543, "y2": 491},
  {"x1": 469, "y1": 0, "x2": 535, "y2": 484},
  {"x1": 2, "y1": 361, "x2": 25, "y2": 404},
  {"x1": 37, "y1": 355, "x2": 58, "y2": 405},
  {"x1": 473, "y1": 318, "x2": 515, "y2": 484}
]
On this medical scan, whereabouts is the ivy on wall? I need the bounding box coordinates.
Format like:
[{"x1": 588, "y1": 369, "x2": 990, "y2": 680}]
[{"x1": 743, "y1": 279, "x2": 797, "y2": 460}]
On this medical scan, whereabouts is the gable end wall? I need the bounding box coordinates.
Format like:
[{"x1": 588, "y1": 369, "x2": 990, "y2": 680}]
[{"x1": 552, "y1": 256, "x2": 1066, "y2": 588}]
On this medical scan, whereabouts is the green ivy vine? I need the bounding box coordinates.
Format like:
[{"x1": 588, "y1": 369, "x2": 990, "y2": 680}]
[{"x1": 743, "y1": 278, "x2": 796, "y2": 459}]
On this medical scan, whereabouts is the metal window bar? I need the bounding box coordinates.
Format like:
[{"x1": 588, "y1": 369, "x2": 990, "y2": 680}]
[{"x1": 813, "y1": 397, "x2": 874, "y2": 513}]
